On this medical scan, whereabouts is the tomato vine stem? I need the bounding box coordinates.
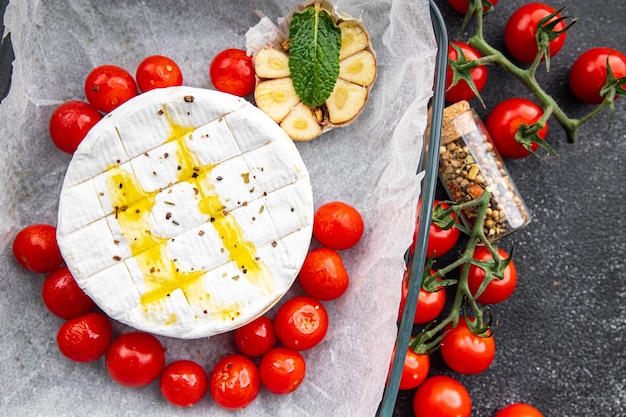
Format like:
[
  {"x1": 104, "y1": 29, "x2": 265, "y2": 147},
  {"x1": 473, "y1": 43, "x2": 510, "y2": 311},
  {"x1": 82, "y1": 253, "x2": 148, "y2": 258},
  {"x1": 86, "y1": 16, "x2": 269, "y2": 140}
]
[
  {"x1": 413, "y1": 190, "x2": 498, "y2": 353},
  {"x1": 460, "y1": 0, "x2": 615, "y2": 145}
]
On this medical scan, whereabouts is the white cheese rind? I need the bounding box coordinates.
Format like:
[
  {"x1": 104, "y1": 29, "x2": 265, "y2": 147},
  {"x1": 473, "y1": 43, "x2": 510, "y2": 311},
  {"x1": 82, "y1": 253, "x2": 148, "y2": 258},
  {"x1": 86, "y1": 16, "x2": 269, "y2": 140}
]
[{"x1": 57, "y1": 86, "x2": 313, "y2": 339}]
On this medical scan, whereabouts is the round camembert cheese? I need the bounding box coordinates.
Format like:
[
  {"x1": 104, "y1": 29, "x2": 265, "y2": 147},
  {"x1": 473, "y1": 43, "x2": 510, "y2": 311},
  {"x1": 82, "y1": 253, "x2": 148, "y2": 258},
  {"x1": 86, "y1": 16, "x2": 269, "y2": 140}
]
[{"x1": 57, "y1": 86, "x2": 313, "y2": 339}]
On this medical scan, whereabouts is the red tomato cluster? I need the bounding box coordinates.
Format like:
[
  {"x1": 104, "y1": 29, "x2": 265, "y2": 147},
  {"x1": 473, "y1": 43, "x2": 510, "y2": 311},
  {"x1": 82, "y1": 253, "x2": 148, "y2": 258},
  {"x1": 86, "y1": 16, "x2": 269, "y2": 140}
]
[
  {"x1": 48, "y1": 49, "x2": 256, "y2": 155},
  {"x1": 10, "y1": 200, "x2": 363, "y2": 409},
  {"x1": 504, "y1": 3, "x2": 568, "y2": 64},
  {"x1": 204, "y1": 200, "x2": 365, "y2": 409},
  {"x1": 22, "y1": 42, "x2": 370, "y2": 410},
  {"x1": 296, "y1": 200, "x2": 364, "y2": 302},
  {"x1": 400, "y1": 200, "x2": 455, "y2": 327},
  {"x1": 202, "y1": 201, "x2": 363, "y2": 407},
  {"x1": 445, "y1": 1, "x2": 626, "y2": 160},
  {"x1": 397, "y1": 193, "x2": 522, "y2": 413},
  {"x1": 49, "y1": 55, "x2": 183, "y2": 155},
  {"x1": 445, "y1": 41, "x2": 488, "y2": 103},
  {"x1": 440, "y1": 319, "x2": 496, "y2": 375}
]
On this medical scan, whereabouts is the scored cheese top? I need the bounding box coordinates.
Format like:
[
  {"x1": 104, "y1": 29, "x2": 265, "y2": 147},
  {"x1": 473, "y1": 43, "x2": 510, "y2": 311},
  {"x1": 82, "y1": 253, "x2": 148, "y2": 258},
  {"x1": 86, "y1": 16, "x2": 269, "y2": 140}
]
[{"x1": 57, "y1": 86, "x2": 313, "y2": 339}]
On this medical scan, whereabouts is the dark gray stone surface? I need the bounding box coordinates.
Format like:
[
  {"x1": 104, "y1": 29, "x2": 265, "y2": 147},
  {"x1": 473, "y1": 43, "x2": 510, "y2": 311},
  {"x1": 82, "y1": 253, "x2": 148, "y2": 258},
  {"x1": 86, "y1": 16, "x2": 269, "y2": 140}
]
[{"x1": 394, "y1": 1, "x2": 626, "y2": 416}]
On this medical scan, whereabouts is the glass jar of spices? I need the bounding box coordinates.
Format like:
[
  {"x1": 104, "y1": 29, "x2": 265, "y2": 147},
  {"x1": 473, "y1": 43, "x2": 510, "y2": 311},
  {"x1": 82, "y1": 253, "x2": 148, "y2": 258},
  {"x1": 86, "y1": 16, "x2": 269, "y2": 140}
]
[{"x1": 437, "y1": 100, "x2": 530, "y2": 241}]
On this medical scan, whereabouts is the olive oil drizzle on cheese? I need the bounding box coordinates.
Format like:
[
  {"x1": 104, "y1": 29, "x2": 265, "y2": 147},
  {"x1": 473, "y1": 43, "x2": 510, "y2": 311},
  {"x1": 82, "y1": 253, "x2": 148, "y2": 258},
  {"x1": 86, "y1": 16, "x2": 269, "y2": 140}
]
[{"x1": 106, "y1": 105, "x2": 270, "y2": 320}]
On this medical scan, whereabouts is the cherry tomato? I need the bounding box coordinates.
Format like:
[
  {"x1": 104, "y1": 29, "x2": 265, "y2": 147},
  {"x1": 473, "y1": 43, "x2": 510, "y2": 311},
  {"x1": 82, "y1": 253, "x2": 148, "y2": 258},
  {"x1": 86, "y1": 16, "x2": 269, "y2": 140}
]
[
  {"x1": 42, "y1": 266, "x2": 95, "y2": 319},
  {"x1": 160, "y1": 360, "x2": 208, "y2": 407},
  {"x1": 504, "y1": 3, "x2": 567, "y2": 63},
  {"x1": 234, "y1": 315, "x2": 276, "y2": 358},
  {"x1": 399, "y1": 270, "x2": 446, "y2": 324},
  {"x1": 448, "y1": 0, "x2": 499, "y2": 15},
  {"x1": 84, "y1": 65, "x2": 138, "y2": 113},
  {"x1": 413, "y1": 375, "x2": 472, "y2": 417},
  {"x1": 398, "y1": 346, "x2": 430, "y2": 390},
  {"x1": 485, "y1": 97, "x2": 548, "y2": 159},
  {"x1": 569, "y1": 47, "x2": 626, "y2": 104},
  {"x1": 56, "y1": 312, "x2": 112, "y2": 363},
  {"x1": 445, "y1": 41, "x2": 488, "y2": 103},
  {"x1": 209, "y1": 354, "x2": 260, "y2": 409},
  {"x1": 426, "y1": 200, "x2": 460, "y2": 258},
  {"x1": 440, "y1": 319, "x2": 495, "y2": 375},
  {"x1": 105, "y1": 332, "x2": 166, "y2": 388},
  {"x1": 49, "y1": 101, "x2": 102, "y2": 154},
  {"x1": 467, "y1": 246, "x2": 517, "y2": 304},
  {"x1": 495, "y1": 403, "x2": 545, "y2": 417},
  {"x1": 12, "y1": 224, "x2": 63, "y2": 273},
  {"x1": 414, "y1": 287, "x2": 447, "y2": 324},
  {"x1": 298, "y1": 248, "x2": 349, "y2": 300},
  {"x1": 274, "y1": 296, "x2": 329, "y2": 351},
  {"x1": 209, "y1": 49, "x2": 255, "y2": 97},
  {"x1": 259, "y1": 347, "x2": 306, "y2": 395},
  {"x1": 313, "y1": 201, "x2": 364, "y2": 250},
  {"x1": 136, "y1": 55, "x2": 184, "y2": 92}
]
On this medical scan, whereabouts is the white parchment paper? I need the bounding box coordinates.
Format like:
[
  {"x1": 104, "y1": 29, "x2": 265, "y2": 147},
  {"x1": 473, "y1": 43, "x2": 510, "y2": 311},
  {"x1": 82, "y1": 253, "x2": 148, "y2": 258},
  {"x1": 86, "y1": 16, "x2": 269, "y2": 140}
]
[{"x1": 0, "y1": 1, "x2": 437, "y2": 416}]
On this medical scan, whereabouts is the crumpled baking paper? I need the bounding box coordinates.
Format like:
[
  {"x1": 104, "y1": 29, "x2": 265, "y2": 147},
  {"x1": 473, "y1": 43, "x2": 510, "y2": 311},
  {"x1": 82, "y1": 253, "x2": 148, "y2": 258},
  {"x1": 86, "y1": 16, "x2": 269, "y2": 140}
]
[{"x1": 0, "y1": 1, "x2": 437, "y2": 416}]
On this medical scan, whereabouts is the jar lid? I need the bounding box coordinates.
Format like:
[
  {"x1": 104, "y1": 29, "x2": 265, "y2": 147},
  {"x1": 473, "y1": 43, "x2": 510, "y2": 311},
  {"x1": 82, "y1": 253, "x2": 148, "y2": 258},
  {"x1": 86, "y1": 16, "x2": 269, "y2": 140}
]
[{"x1": 441, "y1": 100, "x2": 475, "y2": 144}]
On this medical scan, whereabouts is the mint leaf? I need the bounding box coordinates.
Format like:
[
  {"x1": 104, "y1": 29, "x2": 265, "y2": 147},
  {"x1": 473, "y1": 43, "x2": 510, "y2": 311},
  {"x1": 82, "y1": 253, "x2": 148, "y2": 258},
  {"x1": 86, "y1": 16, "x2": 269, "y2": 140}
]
[{"x1": 288, "y1": 5, "x2": 341, "y2": 107}]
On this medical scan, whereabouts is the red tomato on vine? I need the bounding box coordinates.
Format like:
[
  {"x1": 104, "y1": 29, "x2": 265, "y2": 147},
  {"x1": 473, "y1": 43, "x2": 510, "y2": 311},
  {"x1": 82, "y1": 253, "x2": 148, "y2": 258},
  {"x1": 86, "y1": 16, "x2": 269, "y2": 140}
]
[
  {"x1": 569, "y1": 47, "x2": 626, "y2": 104},
  {"x1": 485, "y1": 97, "x2": 548, "y2": 159},
  {"x1": 413, "y1": 375, "x2": 472, "y2": 417},
  {"x1": 414, "y1": 287, "x2": 447, "y2": 324},
  {"x1": 398, "y1": 345, "x2": 430, "y2": 390},
  {"x1": 399, "y1": 269, "x2": 446, "y2": 324},
  {"x1": 504, "y1": 3, "x2": 568, "y2": 63},
  {"x1": 440, "y1": 319, "x2": 495, "y2": 375},
  {"x1": 445, "y1": 41, "x2": 488, "y2": 103},
  {"x1": 467, "y1": 246, "x2": 517, "y2": 304}
]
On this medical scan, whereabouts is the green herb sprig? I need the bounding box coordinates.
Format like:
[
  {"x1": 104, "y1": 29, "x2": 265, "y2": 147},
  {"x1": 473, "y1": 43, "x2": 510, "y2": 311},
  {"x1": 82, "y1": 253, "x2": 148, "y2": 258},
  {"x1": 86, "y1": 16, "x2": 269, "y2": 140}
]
[{"x1": 288, "y1": 3, "x2": 342, "y2": 107}]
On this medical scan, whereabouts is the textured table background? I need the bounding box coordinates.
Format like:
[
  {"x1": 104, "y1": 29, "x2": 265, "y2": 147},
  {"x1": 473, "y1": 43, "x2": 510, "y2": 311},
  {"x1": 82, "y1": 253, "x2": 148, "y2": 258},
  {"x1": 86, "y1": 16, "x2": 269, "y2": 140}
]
[
  {"x1": 2, "y1": 1, "x2": 625, "y2": 416},
  {"x1": 393, "y1": 1, "x2": 626, "y2": 416}
]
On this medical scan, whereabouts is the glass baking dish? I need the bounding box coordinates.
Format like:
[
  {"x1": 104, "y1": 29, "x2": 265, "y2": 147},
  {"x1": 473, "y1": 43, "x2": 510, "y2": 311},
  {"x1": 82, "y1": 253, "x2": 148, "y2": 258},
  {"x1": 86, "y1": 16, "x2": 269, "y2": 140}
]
[
  {"x1": 377, "y1": 0, "x2": 448, "y2": 415},
  {"x1": 0, "y1": 0, "x2": 446, "y2": 415}
]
